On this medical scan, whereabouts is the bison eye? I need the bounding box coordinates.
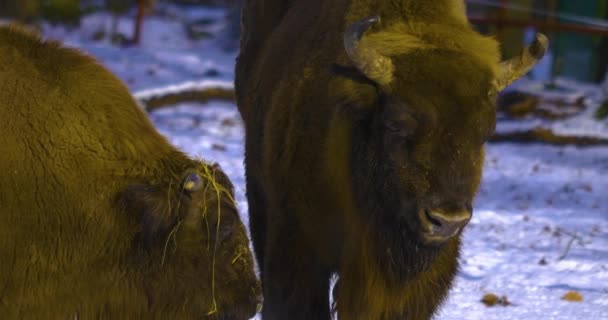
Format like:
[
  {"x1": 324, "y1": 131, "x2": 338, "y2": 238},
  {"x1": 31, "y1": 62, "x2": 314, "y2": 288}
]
[
  {"x1": 183, "y1": 172, "x2": 204, "y2": 192},
  {"x1": 384, "y1": 121, "x2": 413, "y2": 139}
]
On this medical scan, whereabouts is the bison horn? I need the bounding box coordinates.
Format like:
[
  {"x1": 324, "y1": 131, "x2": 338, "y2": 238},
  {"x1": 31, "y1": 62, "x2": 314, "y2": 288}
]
[
  {"x1": 493, "y1": 33, "x2": 549, "y2": 92},
  {"x1": 344, "y1": 16, "x2": 395, "y2": 87}
]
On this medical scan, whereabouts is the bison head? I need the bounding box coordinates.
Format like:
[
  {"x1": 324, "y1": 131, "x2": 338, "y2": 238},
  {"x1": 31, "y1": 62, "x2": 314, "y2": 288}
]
[
  {"x1": 333, "y1": 16, "x2": 547, "y2": 277},
  {"x1": 121, "y1": 162, "x2": 262, "y2": 319}
]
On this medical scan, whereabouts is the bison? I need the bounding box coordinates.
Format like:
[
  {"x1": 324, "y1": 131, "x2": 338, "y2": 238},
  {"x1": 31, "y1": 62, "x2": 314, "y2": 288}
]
[
  {"x1": 235, "y1": 1, "x2": 547, "y2": 319},
  {"x1": 0, "y1": 25, "x2": 261, "y2": 319}
]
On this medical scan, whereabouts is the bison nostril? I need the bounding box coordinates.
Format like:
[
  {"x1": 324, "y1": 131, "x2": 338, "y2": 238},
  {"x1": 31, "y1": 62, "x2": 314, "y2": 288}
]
[
  {"x1": 420, "y1": 209, "x2": 471, "y2": 244},
  {"x1": 424, "y1": 209, "x2": 442, "y2": 227}
]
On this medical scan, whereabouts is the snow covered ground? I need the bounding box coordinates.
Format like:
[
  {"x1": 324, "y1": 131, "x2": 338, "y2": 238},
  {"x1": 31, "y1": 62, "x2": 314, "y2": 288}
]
[{"x1": 4, "y1": 3, "x2": 606, "y2": 319}]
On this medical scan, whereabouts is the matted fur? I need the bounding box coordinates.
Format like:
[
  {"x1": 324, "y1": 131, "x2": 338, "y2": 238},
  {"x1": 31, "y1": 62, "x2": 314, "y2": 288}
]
[
  {"x1": 0, "y1": 25, "x2": 260, "y2": 319},
  {"x1": 361, "y1": 21, "x2": 501, "y2": 77}
]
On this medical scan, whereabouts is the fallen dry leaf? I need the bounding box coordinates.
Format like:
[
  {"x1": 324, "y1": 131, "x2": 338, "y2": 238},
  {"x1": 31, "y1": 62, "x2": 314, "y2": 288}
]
[
  {"x1": 221, "y1": 118, "x2": 237, "y2": 127},
  {"x1": 561, "y1": 291, "x2": 583, "y2": 302},
  {"x1": 481, "y1": 293, "x2": 512, "y2": 307}
]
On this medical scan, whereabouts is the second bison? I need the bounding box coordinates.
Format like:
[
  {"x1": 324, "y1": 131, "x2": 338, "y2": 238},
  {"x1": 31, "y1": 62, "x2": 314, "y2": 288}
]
[
  {"x1": 236, "y1": 0, "x2": 547, "y2": 319},
  {"x1": 0, "y1": 25, "x2": 260, "y2": 319}
]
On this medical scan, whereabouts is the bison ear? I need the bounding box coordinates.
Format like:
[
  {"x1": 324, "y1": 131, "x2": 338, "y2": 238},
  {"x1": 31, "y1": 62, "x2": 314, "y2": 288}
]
[
  {"x1": 329, "y1": 63, "x2": 378, "y2": 87},
  {"x1": 210, "y1": 163, "x2": 236, "y2": 193},
  {"x1": 120, "y1": 184, "x2": 182, "y2": 247},
  {"x1": 328, "y1": 64, "x2": 381, "y2": 121}
]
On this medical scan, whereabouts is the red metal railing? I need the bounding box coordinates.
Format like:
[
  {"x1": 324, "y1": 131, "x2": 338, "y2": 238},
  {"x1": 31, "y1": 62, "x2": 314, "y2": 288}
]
[{"x1": 466, "y1": 0, "x2": 608, "y2": 36}]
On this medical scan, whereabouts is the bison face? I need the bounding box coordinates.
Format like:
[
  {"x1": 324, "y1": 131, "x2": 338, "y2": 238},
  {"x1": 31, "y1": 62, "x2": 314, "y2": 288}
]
[
  {"x1": 344, "y1": 69, "x2": 490, "y2": 249},
  {"x1": 180, "y1": 166, "x2": 263, "y2": 319},
  {"x1": 120, "y1": 163, "x2": 261, "y2": 319},
  {"x1": 373, "y1": 89, "x2": 488, "y2": 246},
  {"x1": 334, "y1": 16, "x2": 546, "y2": 275}
]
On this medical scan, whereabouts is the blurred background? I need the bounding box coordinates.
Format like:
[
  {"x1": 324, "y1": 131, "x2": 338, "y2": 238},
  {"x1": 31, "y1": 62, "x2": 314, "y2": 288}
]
[
  {"x1": 468, "y1": 0, "x2": 608, "y2": 84},
  {"x1": 0, "y1": 0, "x2": 606, "y2": 83},
  {"x1": 0, "y1": 0, "x2": 243, "y2": 49},
  {"x1": 4, "y1": 0, "x2": 606, "y2": 119}
]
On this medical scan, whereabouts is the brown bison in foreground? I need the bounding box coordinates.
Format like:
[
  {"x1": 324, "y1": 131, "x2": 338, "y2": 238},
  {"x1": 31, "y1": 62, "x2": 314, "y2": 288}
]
[
  {"x1": 235, "y1": 0, "x2": 547, "y2": 319},
  {"x1": 0, "y1": 26, "x2": 260, "y2": 319}
]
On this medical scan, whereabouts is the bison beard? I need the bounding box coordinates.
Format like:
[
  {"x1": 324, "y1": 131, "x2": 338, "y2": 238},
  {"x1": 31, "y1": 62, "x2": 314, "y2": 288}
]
[
  {"x1": 236, "y1": 1, "x2": 546, "y2": 319},
  {"x1": 0, "y1": 25, "x2": 260, "y2": 319}
]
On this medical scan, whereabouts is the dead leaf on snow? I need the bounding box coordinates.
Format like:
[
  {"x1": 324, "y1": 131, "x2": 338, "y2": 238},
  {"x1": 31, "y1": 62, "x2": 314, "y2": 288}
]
[
  {"x1": 481, "y1": 293, "x2": 512, "y2": 307},
  {"x1": 561, "y1": 291, "x2": 583, "y2": 302},
  {"x1": 221, "y1": 118, "x2": 237, "y2": 127}
]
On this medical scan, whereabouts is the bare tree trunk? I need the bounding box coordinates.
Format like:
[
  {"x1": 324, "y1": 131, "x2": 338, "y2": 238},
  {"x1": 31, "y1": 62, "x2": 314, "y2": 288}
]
[{"x1": 132, "y1": 0, "x2": 146, "y2": 45}]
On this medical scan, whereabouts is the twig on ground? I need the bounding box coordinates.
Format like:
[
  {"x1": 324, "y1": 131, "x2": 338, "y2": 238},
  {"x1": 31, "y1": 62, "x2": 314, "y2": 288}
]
[
  {"x1": 489, "y1": 128, "x2": 608, "y2": 146},
  {"x1": 557, "y1": 231, "x2": 581, "y2": 260}
]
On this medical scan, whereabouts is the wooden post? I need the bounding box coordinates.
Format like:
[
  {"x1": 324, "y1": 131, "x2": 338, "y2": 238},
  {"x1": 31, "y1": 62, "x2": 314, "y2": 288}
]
[
  {"x1": 497, "y1": 0, "x2": 508, "y2": 38},
  {"x1": 132, "y1": 0, "x2": 146, "y2": 45},
  {"x1": 597, "y1": 0, "x2": 608, "y2": 82},
  {"x1": 502, "y1": 0, "x2": 533, "y2": 59}
]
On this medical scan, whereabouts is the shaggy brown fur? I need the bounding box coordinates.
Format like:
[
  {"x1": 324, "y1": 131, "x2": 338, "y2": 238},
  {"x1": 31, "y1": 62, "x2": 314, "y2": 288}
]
[
  {"x1": 236, "y1": 1, "x2": 543, "y2": 319},
  {"x1": 0, "y1": 25, "x2": 260, "y2": 319}
]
